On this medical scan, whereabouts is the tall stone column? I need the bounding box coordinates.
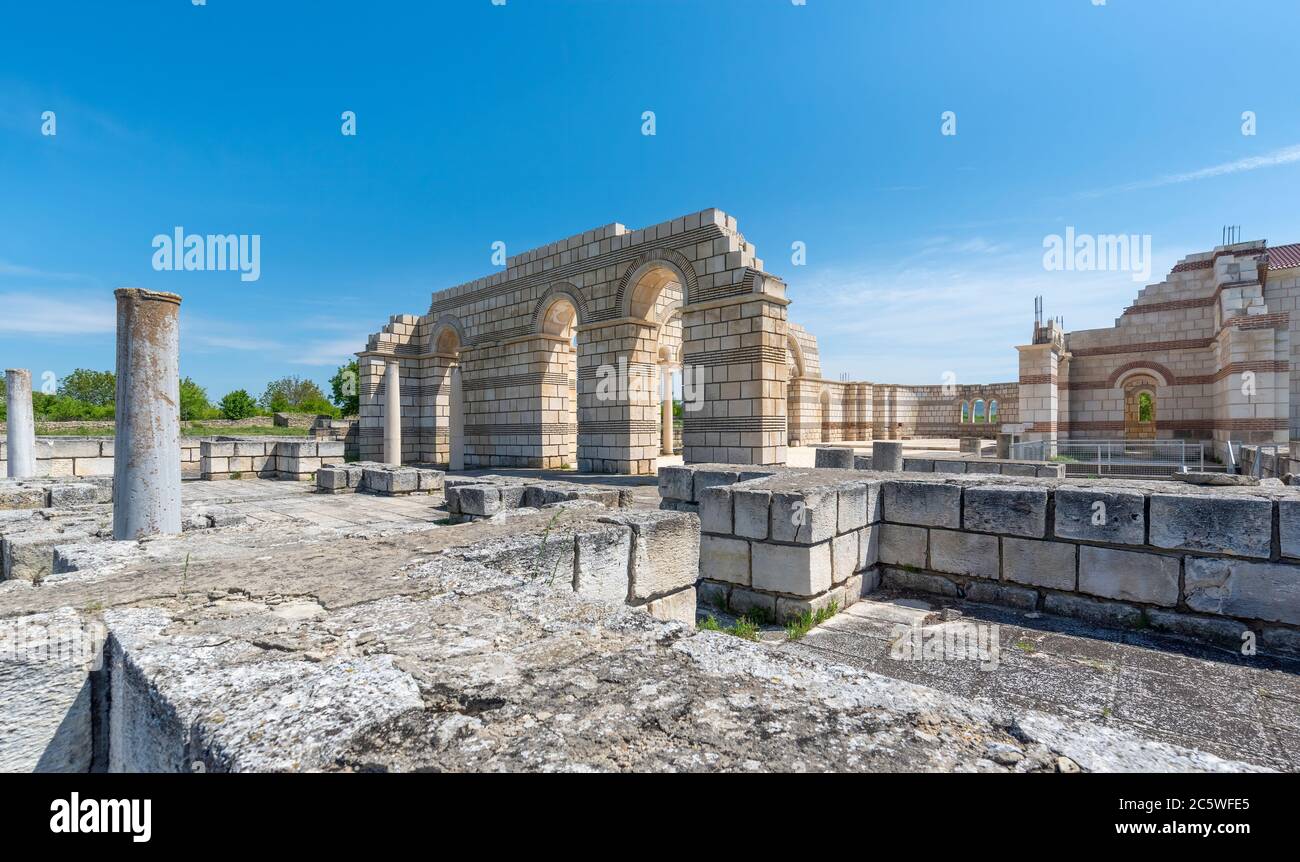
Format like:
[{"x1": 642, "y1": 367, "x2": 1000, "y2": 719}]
[
  {"x1": 661, "y1": 369, "x2": 674, "y2": 455},
  {"x1": 112, "y1": 288, "x2": 182, "y2": 540},
  {"x1": 5, "y1": 368, "x2": 36, "y2": 478},
  {"x1": 384, "y1": 360, "x2": 402, "y2": 465},
  {"x1": 449, "y1": 365, "x2": 465, "y2": 471}
]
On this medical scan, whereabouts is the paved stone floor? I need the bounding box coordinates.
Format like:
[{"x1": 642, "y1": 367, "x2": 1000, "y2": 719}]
[
  {"x1": 771, "y1": 592, "x2": 1300, "y2": 771},
  {"x1": 181, "y1": 478, "x2": 447, "y2": 528}
]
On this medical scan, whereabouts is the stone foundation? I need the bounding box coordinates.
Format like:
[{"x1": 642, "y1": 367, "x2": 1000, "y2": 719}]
[{"x1": 201, "y1": 439, "x2": 345, "y2": 481}]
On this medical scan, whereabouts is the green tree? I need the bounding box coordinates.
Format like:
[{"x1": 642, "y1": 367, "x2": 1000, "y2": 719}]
[
  {"x1": 179, "y1": 377, "x2": 212, "y2": 421},
  {"x1": 329, "y1": 360, "x2": 360, "y2": 417},
  {"x1": 219, "y1": 389, "x2": 258, "y2": 420},
  {"x1": 260, "y1": 376, "x2": 327, "y2": 412},
  {"x1": 58, "y1": 369, "x2": 116, "y2": 407}
]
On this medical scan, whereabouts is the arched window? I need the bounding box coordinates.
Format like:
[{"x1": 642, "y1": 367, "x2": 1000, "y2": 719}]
[
  {"x1": 988, "y1": 400, "x2": 998, "y2": 424},
  {"x1": 1138, "y1": 391, "x2": 1154, "y2": 423},
  {"x1": 960, "y1": 401, "x2": 970, "y2": 423},
  {"x1": 973, "y1": 399, "x2": 986, "y2": 423}
]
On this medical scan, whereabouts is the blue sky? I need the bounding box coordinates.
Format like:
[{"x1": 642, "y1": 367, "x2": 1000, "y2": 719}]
[{"x1": 3, "y1": 0, "x2": 1300, "y2": 400}]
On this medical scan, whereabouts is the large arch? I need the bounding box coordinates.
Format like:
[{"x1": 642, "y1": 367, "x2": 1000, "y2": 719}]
[
  {"x1": 531, "y1": 282, "x2": 589, "y2": 334},
  {"x1": 615, "y1": 249, "x2": 698, "y2": 319}
]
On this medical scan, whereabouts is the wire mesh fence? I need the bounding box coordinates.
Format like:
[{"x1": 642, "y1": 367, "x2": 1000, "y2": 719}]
[{"x1": 1008, "y1": 438, "x2": 1215, "y2": 478}]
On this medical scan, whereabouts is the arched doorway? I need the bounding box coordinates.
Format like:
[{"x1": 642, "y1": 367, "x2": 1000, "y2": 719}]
[
  {"x1": 1124, "y1": 375, "x2": 1158, "y2": 439},
  {"x1": 431, "y1": 322, "x2": 464, "y2": 469},
  {"x1": 538, "y1": 294, "x2": 580, "y2": 469}
]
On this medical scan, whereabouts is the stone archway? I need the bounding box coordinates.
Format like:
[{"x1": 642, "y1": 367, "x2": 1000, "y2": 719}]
[{"x1": 1123, "y1": 374, "x2": 1158, "y2": 440}]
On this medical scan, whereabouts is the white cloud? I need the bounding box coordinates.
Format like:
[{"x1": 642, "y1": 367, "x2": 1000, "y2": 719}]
[
  {"x1": 0, "y1": 292, "x2": 114, "y2": 335},
  {"x1": 292, "y1": 337, "x2": 365, "y2": 367},
  {"x1": 1082, "y1": 143, "x2": 1300, "y2": 198}
]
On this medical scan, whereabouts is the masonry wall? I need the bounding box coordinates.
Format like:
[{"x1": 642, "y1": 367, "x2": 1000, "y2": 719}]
[
  {"x1": 0, "y1": 436, "x2": 204, "y2": 478},
  {"x1": 662, "y1": 463, "x2": 1300, "y2": 654},
  {"x1": 359, "y1": 208, "x2": 790, "y2": 474}
]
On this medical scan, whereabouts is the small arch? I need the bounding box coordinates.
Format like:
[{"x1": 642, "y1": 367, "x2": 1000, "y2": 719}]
[
  {"x1": 960, "y1": 401, "x2": 970, "y2": 423},
  {"x1": 988, "y1": 399, "x2": 999, "y2": 424},
  {"x1": 532, "y1": 282, "x2": 588, "y2": 335},
  {"x1": 427, "y1": 314, "x2": 468, "y2": 354},
  {"x1": 787, "y1": 332, "x2": 807, "y2": 379},
  {"x1": 973, "y1": 399, "x2": 986, "y2": 423},
  {"x1": 1108, "y1": 361, "x2": 1173, "y2": 389},
  {"x1": 615, "y1": 248, "x2": 698, "y2": 318}
]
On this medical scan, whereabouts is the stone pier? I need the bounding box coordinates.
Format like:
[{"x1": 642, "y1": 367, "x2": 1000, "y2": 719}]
[
  {"x1": 111, "y1": 288, "x2": 182, "y2": 540},
  {"x1": 872, "y1": 440, "x2": 904, "y2": 471},
  {"x1": 4, "y1": 368, "x2": 36, "y2": 479}
]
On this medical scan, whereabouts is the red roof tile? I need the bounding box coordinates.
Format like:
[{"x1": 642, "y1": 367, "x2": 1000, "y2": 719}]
[{"x1": 1268, "y1": 243, "x2": 1300, "y2": 270}]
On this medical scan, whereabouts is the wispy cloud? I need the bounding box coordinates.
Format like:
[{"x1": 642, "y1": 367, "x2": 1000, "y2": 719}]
[
  {"x1": 0, "y1": 292, "x2": 114, "y2": 335},
  {"x1": 1082, "y1": 143, "x2": 1300, "y2": 198},
  {"x1": 291, "y1": 337, "x2": 366, "y2": 367}
]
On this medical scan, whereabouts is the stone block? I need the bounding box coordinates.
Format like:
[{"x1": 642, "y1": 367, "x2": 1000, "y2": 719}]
[
  {"x1": 1183, "y1": 557, "x2": 1300, "y2": 625},
  {"x1": 1054, "y1": 487, "x2": 1145, "y2": 545},
  {"x1": 416, "y1": 469, "x2": 444, "y2": 491},
  {"x1": 645, "y1": 587, "x2": 696, "y2": 625},
  {"x1": 699, "y1": 535, "x2": 749, "y2": 585},
  {"x1": 934, "y1": 460, "x2": 967, "y2": 474},
  {"x1": 902, "y1": 458, "x2": 934, "y2": 473},
  {"x1": 697, "y1": 579, "x2": 730, "y2": 609},
  {"x1": 835, "y1": 482, "x2": 872, "y2": 532},
  {"x1": 872, "y1": 441, "x2": 903, "y2": 471},
  {"x1": 879, "y1": 523, "x2": 927, "y2": 569},
  {"x1": 363, "y1": 467, "x2": 420, "y2": 496},
  {"x1": 657, "y1": 466, "x2": 694, "y2": 502},
  {"x1": 1144, "y1": 609, "x2": 1252, "y2": 648},
  {"x1": 573, "y1": 524, "x2": 633, "y2": 604},
  {"x1": 752, "y1": 541, "x2": 832, "y2": 596},
  {"x1": 3, "y1": 531, "x2": 89, "y2": 582},
  {"x1": 880, "y1": 566, "x2": 959, "y2": 597},
  {"x1": 1043, "y1": 592, "x2": 1144, "y2": 629},
  {"x1": 698, "y1": 486, "x2": 733, "y2": 534},
  {"x1": 882, "y1": 481, "x2": 960, "y2": 528},
  {"x1": 1001, "y1": 463, "x2": 1037, "y2": 477},
  {"x1": 600, "y1": 511, "x2": 699, "y2": 600},
  {"x1": 1078, "y1": 546, "x2": 1178, "y2": 607},
  {"x1": 776, "y1": 589, "x2": 844, "y2": 624},
  {"x1": 1148, "y1": 493, "x2": 1272, "y2": 558},
  {"x1": 206, "y1": 441, "x2": 235, "y2": 458},
  {"x1": 841, "y1": 572, "x2": 865, "y2": 607},
  {"x1": 962, "y1": 486, "x2": 1046, "y2": 537},
  {"x1": 966, "y1": 461, "x2": 1001, "y2": 475},
  {"x1": 728, "y1": 587, "x2": 775, "y2": 621},
  {"x1": 832, "y1": 530, "x2": 858, "y2": 583},
  {"x1": 858, "y1": 525, "x2": 880, "y2": 569},
  {"x1": 814, "y1": 447, "x2": 854, "y2": 469},
  {"x1": 770, "y1": 488, "x2": 837, "y2": 545},
  {"x1": 1002, "y1": 537, "x2": 1076, "y2": 591},
  {"x1": 0, "y1": 486, "x2": 46, "y2": 510},
  {"x1": 1279, "y1": 499, "x2": 1300, "y2": 559},
  {"x1": 732, "y1": 489, "x2": 771, "y2": 540},
  {"x1": 47, "y1": 483, "x2": 98, "y2": 508},
  {"x1": 929, "y1": 529, "x2": 998, "y2": 579},
  {"x1": 962, "y1": 580, "x2": 1039, "y2": 611},
  {"x1": 456, "y1": 485, "x2": 502, "y2": 515},
  {"x1": 692, "y1": 468, "x2": 740, "y2": 503}
]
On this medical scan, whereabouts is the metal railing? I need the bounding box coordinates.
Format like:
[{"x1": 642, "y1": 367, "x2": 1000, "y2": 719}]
[{"x1": 1007, "y1": 438, "x2": 1212, "y2": 478}]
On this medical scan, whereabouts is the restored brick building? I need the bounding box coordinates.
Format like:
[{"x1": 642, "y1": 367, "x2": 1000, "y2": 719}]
[{"x1": 1018, "y1": 240, "x2": 1300, "y2": 453}]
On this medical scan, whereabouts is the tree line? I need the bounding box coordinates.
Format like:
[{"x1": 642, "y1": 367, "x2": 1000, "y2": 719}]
[{"x1": 0, "y1": 361, "x2": 360, "y2": 422}]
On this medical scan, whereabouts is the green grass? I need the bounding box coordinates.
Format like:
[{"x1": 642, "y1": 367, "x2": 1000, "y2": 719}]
[
  {"x1": 1049, "y1": 455, "x2": 1079, "y2": 463},
  {"x1": 785, "y1": 600, "x2": 840, "y2": 641},
  {"x1": 697, "y1": 613, "x2": 763, "y2": 642},
  {"x1": 34, "y1": 422, "x2": 308, "y2": 437}
]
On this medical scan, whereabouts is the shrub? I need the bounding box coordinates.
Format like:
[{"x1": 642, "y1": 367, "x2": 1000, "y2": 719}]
[
  {"x1": 219, "y1": 389, "x2": 259, "y2": 420},
  {"x1": 329, "y1": 360, "x2": 360, "y2": 417},
  {"x1": 179, "y1": 377, "x2": 212, "y2": 421}
]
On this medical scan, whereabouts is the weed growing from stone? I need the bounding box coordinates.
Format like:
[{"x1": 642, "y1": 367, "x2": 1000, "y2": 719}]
[
  {"x1": 785, "y1": 600, "x2": 840, "y2": 641},
  {"x1": 697, "y1": 613, "x2": 763, "y2": 642}
]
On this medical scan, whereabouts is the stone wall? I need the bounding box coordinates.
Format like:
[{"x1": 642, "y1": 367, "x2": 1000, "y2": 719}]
[
  {"x1": 200, "y1": 439, "x2": 345, "y2": 481},
  {"x1": 663, "y1": 463, "x2": 1300, "y2": 654},
  {"x1": 0, "y1": 436, "x2": 204, "y2": 478}
]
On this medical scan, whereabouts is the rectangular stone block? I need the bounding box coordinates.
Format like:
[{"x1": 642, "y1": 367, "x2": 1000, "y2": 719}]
[
  {"x1": 880, "y1": 566, "x2": 959, "y2": 597},
  {"x1": 728, "y1": 587, "x2": 775, "y2": 620},
  {"x1": 692, "y1": 468, "x2": 740, "y2": 503},
  {"x1": 776, "y1": 588, "x2": 844, "y2": 624},
  {"x1": 1148, "y1": 493, "x2": 1272, "y2": 559},
  {"x1": 657, "y1": 466, "x2": 694, "y2": 502},
  {"x1": 962, "y1": 580, "x2": 1039, "y2": 611},
  {"x1": 752, "y1": 541, "x2": 832, "y2": 597},
  {"x1": 698, "y1": 486, "x2": 732, "y2": 534},
  {"x1": 732, "y1": 488, "x2": 770, "y2": 540},
  {"x1": 835, "y1": 482, "x2": 878, "y2": 532},
  {"x1": 882, "y1": 481, "x2": 960, "y2": 528},
  {"x1": 1054, "y1": 487, "x2": 1145, "y2": 545},
  {"x1": 1279, "y1": 499, "x2": 1300, "y2": 559},
  {"x1": 1001, "y1": 463, "x2": 1037, "y2": 477},
  {"x1": 0, "y1": 486, "x2": 47, "y2": 510},
  {"x1": 1042, "y1": 593, "x2": 1144, "y2": 629},
  {"x1": 770, "y1": 488, "x2": 836, "y2": 545},
  {"x1": 934, "y1": 460, "x2": 967, "y2": 474},
  {"x1": 879, "y1": 523, "x2": 926, "y2": 569},
  {"x1": 697, "y1": 579, "x2": 730, "y2": 609},
  {"x1": 1184, "y1": 557, "x2": 1300, "y2": 625},
  {"x1": 574, "y1": 524, "x2": 633, "y2": 604},
  {"x1": 1003, "y1": 537, "x2": 1076, "y2": 591},
  {"x1": 929, "y1": 529, "x2": 998, "y2": 579},
  {"x1": 47, "y1": 483, "x2": 98, "y2": 508},
  {"x1": 699, "y1": 535, "x2": 749, "y2": 585},
  {"x1": 858, "y1": 524, "x2": 879, "y2": 570},
  {"x1": 645, "y1": 587, "x2": 696, "y2": 625},
  {"x1": 902, "y1": 459, "x2": 934, "y2": 472},
  {"x1": 831, "y1": 530, "x2": 858, "y2": 584},
  {"x1": 1078, "y1": 545, "x2": 1178, "y2": 607},
  {"x1": 456, "y1": 484, "x2": 502, "y2": 515},
  {"x1": 600, "y1": 511, "x2": 699, "y2": 600},
  {"x1": 962, "y1": 486, "x2": 1046, "y2": 537}
]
